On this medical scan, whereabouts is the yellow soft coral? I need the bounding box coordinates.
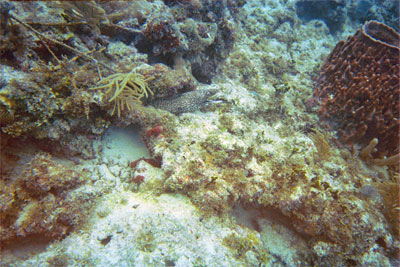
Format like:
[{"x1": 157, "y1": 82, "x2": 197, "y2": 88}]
[{"x1": 90, "y1": 70, "x2": 153, "y2": 117}]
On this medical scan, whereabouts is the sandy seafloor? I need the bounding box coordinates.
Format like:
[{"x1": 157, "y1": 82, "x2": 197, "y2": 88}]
[{"x1": 1, "y1": 0, "x2": 399, "y2": 266}]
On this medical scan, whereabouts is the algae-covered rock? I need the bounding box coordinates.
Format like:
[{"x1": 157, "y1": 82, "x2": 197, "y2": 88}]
[{"x1": 0, "y1": 153, "x2": 90, "y2": 248}]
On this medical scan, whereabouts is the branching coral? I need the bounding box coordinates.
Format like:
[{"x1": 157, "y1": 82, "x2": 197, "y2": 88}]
[
  {"x1": 90, "y1": 70, "x2": 153, "y2": 117},
  {"x1": 360, "y1": 138, "x2": 400, "y2": 166}
]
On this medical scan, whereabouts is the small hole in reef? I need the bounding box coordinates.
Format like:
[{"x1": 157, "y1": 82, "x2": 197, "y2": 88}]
[
  {"x1": 375, "y1": 237, "x2": 387, "y2": 249},
  {"x1": 99, "y1": 235, "x2": 112, "y2": 246},
  {"x1": 345, "y1": 259, "x2": 357, "y2": 266}
]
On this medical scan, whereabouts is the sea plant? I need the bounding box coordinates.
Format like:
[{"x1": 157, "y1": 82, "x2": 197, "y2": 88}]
[
  {"x1": 309, "y1": 128, "x2": 331, "y2": 160},
  {"x1": 90, "y1": 70, "x2": 153, "y2": 117}
]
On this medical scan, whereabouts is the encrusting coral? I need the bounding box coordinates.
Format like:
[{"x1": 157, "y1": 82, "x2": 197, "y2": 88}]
[
  {"x1": 90, "y1": 70, "x2": 153, "y2": 118},
  {"x1": 145, "y1": 73, "x2": 398, "y2": 265},
  {"x1": 153, "y1": 110, "x2": 396, "y2": 265},
  {"x1": 0, "y1": 153, "x2": 90, "y2": 248},
  {"x1": 314, "y1": 20, "x2": 399, "y2": 157}
]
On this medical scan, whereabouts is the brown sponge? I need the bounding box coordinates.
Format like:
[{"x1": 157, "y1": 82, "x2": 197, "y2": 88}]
[{"x1": 314, "y1": 21, "x2": 399, "y2": 157}]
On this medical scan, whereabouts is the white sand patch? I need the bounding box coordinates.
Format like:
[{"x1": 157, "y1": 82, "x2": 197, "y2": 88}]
[{"x1": 101, "y1": 125, "x2": 149, "y2": 161}]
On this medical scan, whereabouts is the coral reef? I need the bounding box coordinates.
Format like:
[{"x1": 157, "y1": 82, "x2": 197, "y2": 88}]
[
  {"x1": 0, "y1": 153, "x2": 89, "y2": 248},
  {"x1": 150, "y1": 98, "x2": 397, "y2": 265},
  {"x1": 150, "y1": 89, "x2": 397, "y2": 265},
  {"x1": 314, "y1": 20, "x2": 399, "y2": 157},
  {"x1": 138, "y1": 5, "x2": 397, "y2": 264},
  {"x1": 0, "y1": 62, "x2": 103, "y2": 159},
  {"x1": 0, "y1": 0, "x2": 233, "y2": 136},
  {"x1": 134, "y1": 0, "x2": 238, "y2": 83},
  {"x1": 0, "y1": 0, "x2": 201, "y2": 159},
  {"x1": 1, "y1": 1, "x2": 399, "y2": 267},
  {"x1": 142, "y1": 18, "x2": 181, "y2": 56}
]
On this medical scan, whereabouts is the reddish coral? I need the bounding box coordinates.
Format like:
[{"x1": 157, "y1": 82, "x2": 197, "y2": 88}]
[
  {"x1": 143, "y1": 19, "x2": 180, "y2": 55},
  {"x1": 130, "y1": 157, "x2": 162, "y2": 169},
  {"x1": 132, "y1": 175, "x2": 145, "y2": 184},
  {"x1": 145, "y1": 125, "x2": 163, "y2": 138},
  {"x1": 314, "y1": 21, "x2": 399, "y2": 156},
  {"x1": 130, "y1": 158, "x2": 142, "y2": 168}
]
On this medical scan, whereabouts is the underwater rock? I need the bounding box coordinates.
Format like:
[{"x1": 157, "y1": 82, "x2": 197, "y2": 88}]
[
  {"x1": 133, "y1": 0, "x2": 237, "y2": 83},
  {"x1": 314, "y1": 20, "x2": 399, "y2": 157},
  {"x1": 0, "y1": 153, "x2": 89, "y2": 248},
  {"x1": 348, "y1": 0, "x2": 400, "y2": 31},
  {"x1": 140, "y1": 63, "x2": 196, "y2": 99},
  {"x1": 354, "y1": 0, "x2": 373, "y2": 19},
  {"x1": 295, "y1": 0, "x2": 346, "y2": 34}
]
